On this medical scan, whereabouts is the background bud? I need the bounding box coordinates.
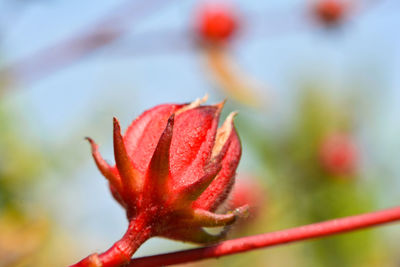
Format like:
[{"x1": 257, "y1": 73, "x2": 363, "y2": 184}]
[
  {"x1": 194, "y1": 3, "x2": 238, "y2": 44},
  {"x1": 319, "y1": 132, "x2": 358, "y2": 175}
]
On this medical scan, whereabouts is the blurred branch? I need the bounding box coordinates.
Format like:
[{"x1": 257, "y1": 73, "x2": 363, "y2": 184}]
[
  {"x1": 204, "y1": 46, "x2": 264, "y2": 107},
  {"x1": 104, "y1": 28, "x2": 194, "y2": 57},
  {"x1": 0, "y1": 0, "x2": 174, "y2": 94},
  {"x1": 129, "y1": 206, "x2": 400, "y2": 266}
]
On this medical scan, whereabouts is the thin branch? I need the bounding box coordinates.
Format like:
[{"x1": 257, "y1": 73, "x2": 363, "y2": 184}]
[
  {"x1": 204, "y1": 46, "x2": 264, "y2": 107},
  {"x1": 129, "y1": 205, "x2": 400, "y2": 266},
  {"x1": 0, "y1": 0, "x2": 174, "y2": 91}
]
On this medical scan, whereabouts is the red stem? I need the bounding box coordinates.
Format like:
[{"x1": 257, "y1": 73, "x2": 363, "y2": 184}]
[
  {"x1": 70, "y1": 213, "x2": 152, "y2": 267},
  {"x1": 129, "y1": 205, "x2": 400, "y2": 267}
]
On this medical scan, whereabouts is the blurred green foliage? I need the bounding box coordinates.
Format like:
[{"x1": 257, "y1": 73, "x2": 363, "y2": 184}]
[
  {"x1": 0, "y1": 102, "x2": 77, "y2": 266},
  {"x1": 0, "y1": 103, "x2": 48, "y2": 215}
]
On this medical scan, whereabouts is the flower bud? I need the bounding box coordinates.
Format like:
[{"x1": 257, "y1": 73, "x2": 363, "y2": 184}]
[
  {"x1": 194, "y1": 3, "x2": 238, "y2": 45},
  {"x1": 313, "y1": 0, "x2": 346, "y2": 26},
  {"x1": 75, "y1": 98, "x2": 248, "y2": 267},
  {"x1": 230, "y1": 175, "x2": 264, "y2": 218},
  {"x1": 319, "y1": 133, "x2": 358, "y2": 175}
]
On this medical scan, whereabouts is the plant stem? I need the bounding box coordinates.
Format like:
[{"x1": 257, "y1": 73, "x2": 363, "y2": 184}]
[
  {"x1": 70, "y1": 213, "x2": 152, "y2": 267},
  {"x1": 129, "y1": 205, "x2": 400, "y2": 267}
]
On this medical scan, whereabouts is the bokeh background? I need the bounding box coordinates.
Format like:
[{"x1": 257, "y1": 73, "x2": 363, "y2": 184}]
[{"x1": 0, "y1": 0, "x2": 399, "y2": 266}]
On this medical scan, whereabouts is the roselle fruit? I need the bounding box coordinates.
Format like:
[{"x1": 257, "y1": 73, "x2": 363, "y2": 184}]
[{"x1": 71, "y1": 98, "x2": 247, "y2": 267}]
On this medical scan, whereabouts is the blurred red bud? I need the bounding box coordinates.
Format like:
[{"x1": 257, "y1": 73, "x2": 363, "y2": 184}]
[
  {"x1": 314, "y1": 0, "x2": 346, "y2": 26},
  {"x1": 230, "y1": 175, "x2": 265, "y2": 220},
  {"x1": 195, "y1": 3, "x2": 238, "y2": 44},
  {"x1": 319, "y1": 133, "x2": 358, "y2": 175}
]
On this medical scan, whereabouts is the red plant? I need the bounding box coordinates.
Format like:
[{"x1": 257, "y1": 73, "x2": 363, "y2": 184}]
[
  {"x1": 319, "y1": 133, "x2": 358, "y2": 175},
  {"x1": 314, "y1": 0, "x2": 346, "y2": 26},
  {"x1": 70, "y1": 98, "x2": 247, "y2": 267},
  {"x1": 195, "y1": 3, "x2": 238, "y2": 44}
]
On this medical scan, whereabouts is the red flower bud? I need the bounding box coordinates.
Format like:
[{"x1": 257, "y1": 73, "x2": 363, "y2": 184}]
[
  {"x1": 73, "y1": 98, "x2": 247, "y2": 267},
  {"x1": 195, "y1": 3, "x2": 238, "y2": 44},
  {"x1": 319, "y1": 133, "x2": 358, "y2": 175},
  {"x1": 314, "y1": 0, "x2": 346, "y2": 26},
  {"x1": 230, "y1": 176, "x2": 264, "y2": 219}
]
